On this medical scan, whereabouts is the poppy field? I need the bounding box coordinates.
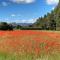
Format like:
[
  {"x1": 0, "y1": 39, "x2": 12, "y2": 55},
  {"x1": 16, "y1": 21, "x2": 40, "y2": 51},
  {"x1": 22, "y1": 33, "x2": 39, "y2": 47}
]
[{"x1": 0, "y1": 30, "x2": 60, "y2": 60}]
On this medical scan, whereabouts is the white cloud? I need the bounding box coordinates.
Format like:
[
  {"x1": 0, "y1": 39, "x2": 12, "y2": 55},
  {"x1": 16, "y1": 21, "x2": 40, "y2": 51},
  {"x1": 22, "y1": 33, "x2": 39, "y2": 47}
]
[
  {"x1": 15, "y1": 18, "x2": 37, "y2": 23},
  {"x1": 0, "y1": 18, "x2": 37, "y2": 23},
  {"x1": 11, "y1": 14, "x2": 16, "y2": 17},
  {"x1": 1, "y1": 2, "x2": 8, "y2": 6},
  {"x1": 52, "y1": 7, "x2": 55, "y2": 10},
  {"x1": 25, "y1": 0, "x2": 35, "y2": 3},
  {"x1": 9, "y1": 0, "x2": 35, "y2": 4},
  {"x1": 46, "y1": 0, "x2": 59, "y2": 5}
]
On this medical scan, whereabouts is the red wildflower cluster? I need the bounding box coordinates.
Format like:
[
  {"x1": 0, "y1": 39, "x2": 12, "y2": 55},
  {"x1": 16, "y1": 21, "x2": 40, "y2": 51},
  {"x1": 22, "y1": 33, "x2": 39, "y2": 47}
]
[{"x1": 0, "y1": 30, "x2": 60, "y2": 55}]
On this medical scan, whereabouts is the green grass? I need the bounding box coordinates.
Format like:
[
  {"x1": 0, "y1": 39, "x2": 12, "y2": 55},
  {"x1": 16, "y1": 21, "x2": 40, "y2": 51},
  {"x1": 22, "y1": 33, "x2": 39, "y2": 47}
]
[{"x1": 0, "y1": 50, "x2": 60, "y2": 60}]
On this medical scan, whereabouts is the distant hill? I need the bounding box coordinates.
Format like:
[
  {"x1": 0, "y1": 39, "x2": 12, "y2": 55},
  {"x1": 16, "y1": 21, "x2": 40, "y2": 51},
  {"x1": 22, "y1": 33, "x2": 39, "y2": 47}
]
[
  {"x1": 16, "y1": 23, "x2": 33, "y2": 26},
  {"x1": 10, "y1": 23, "x2": 33, "y2": 27}
]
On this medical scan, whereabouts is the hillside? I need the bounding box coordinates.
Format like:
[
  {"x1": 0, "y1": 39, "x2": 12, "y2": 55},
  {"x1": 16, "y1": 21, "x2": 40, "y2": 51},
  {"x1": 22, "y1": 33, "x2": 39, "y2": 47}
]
[{"x1": 32, "y1": 0, "x2": 60, "y2": 30}]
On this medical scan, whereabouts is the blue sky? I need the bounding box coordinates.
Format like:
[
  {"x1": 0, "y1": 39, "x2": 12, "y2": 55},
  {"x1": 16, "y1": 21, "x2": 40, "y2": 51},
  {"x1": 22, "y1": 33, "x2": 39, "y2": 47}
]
[{"x1": 0, "y1": 0, "x2": 59, "y2": 23}]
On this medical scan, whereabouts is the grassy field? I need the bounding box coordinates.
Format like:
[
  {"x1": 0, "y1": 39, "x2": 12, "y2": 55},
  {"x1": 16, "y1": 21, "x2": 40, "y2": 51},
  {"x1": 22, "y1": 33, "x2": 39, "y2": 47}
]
[{"x1": 0, "y1": 30, "x2": 60, "y2": 60}]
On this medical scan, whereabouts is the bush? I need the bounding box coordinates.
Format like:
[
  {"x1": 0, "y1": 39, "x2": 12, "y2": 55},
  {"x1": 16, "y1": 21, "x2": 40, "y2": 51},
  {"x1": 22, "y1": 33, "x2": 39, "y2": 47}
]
[{"x1": 0, "y1": 22, "x2": 13, "y2": 30}]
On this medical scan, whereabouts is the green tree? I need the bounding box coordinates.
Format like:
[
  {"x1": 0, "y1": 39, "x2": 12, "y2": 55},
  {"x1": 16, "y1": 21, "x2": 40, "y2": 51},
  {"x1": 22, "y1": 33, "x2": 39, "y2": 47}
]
[{"x1": 0, "y1": 22, "x2": 13, "y2": 30}]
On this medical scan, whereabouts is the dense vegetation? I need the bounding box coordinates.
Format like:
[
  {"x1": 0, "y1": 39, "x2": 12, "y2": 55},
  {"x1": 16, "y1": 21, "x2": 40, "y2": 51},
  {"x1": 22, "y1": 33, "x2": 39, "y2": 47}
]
[
  {"x1": 32, "y1": 0, "x2": 60, "y2": 30},
  {"x1": 0, "y1": 22, "x2": 13, "y2": 30}
]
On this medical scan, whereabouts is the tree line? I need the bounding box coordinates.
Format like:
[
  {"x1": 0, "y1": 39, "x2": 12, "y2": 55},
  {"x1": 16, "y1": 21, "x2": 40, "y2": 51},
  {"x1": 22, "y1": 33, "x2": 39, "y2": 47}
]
[
  {"x1": 32, "y1": 1, "x2": 60, "y2": 30},
  {"x1": 0, "y1": 22, "x2": 24, "y2": 30},
  {"x1": 0, "y1": 22, "x2": 13, "y2": 30}
]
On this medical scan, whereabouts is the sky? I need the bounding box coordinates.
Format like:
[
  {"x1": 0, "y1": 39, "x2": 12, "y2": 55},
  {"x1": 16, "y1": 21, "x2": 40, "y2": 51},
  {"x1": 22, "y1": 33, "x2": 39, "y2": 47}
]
[{"x1": 0, "y1": 0, "x2": 59, "y2": 23}]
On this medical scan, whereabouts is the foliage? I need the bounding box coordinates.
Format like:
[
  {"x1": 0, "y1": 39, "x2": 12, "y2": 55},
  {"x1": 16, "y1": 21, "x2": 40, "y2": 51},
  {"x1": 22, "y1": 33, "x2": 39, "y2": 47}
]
[
  {"x1": 0, "y1": 22, "x2": 13, "y2": 30},
  {"x1": 15, "y1": 25, "x2": 22, "y2": 30},
  {"x1": 32, "y1": 0, "x2": 60, "y2": 30}
]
